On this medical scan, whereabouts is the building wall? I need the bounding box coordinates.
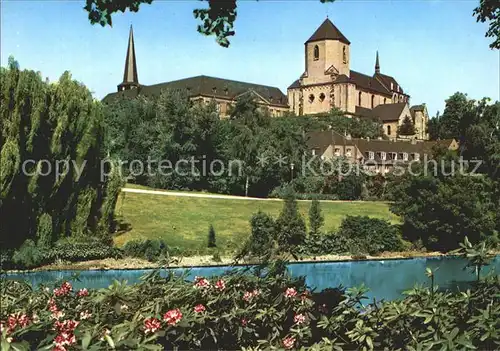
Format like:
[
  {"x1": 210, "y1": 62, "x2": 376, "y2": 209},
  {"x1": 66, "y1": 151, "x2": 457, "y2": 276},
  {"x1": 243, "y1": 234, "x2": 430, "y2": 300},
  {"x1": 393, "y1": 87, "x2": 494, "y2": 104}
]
[{"x1": 302, "y1": 40, "x2": 350, "y2": 86}]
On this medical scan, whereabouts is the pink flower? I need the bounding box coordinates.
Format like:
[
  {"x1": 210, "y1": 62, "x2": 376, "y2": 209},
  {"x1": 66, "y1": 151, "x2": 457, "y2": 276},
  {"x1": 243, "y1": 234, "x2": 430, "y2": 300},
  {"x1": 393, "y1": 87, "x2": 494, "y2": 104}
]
[
  {"x1": 163, "y1": 308, "x2": 182, "y2": 326},
  {"x1": 193, "y1": 304, "x2": 206, "y2": 313},
  {"x1": 53, "y1": 345, "x2": 67, "y2": 351},
  {"x1": 54, "y1": 319, "x2": 79, "y2": 334},
  {"x1": 194, "y1": 276, "x2": 210, "y2": 289},
  {"x1": 284, "y1": 287, "x2": 297, "y2": 298},
  {"x1": 76, "y1": 288, "x2": 89, "y2": 297},
  {"x1": 243, "y1": 291, "x2": 253, "y2": 302},
  {"x1": 241, "y1": 318, "x2": 248, "y2": 327},
  {"x1": 79, "y1": 310, "x2": 92, "y2": 320},
  {"x1": 54, "y1": 282, "x2": 72, "y2": 297},
  {"x1": 143, "y1": 317, "x2": 161, "y2": 334},
  {"x1": 293, "y1": 313, "x2": 306, "y2": 325},
  {"x1": 282, "y1": 336, "x2": 296, "y2": 349},
  {"x1": 54, "y1": 332, "x2": 76, "y2": 348},
  {"x1": 17, "y1": 314, "x2": 30, "y2": 328},
  {"x1": 243, "y1": 289, "x2": 260, "y2": 302},
  {"x1": 215, "y1": 279, "x2": 226, "y2": 291}
]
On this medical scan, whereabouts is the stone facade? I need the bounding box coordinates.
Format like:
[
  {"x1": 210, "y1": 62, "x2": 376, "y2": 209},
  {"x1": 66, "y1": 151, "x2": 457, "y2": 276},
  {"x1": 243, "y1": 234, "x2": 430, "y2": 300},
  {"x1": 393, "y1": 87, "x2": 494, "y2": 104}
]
[{"x1": 288, "y1": 19, "x2": 429, "y2": 140}]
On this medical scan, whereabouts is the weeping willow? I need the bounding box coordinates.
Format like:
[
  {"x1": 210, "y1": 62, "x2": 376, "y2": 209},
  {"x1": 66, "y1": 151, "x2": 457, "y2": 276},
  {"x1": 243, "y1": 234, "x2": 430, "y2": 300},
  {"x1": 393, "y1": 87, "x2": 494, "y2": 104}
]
[{"x1": 0, "y1": 57, "x2": 121, "y2": 249}]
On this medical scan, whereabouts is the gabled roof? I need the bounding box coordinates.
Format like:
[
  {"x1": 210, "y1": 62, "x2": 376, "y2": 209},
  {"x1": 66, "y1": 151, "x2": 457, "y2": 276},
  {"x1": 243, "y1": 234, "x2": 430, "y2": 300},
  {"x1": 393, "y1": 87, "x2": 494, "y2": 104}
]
[
  {"x1": 306, "y1": 18, "x2": 350, "y2": 45},
  {"x1": 372, "y1": 103, "x2": 407, "y2": 122},
  {"x1": 375, "y1": 73, "x2": 403, "y2": 94},
  {"x1": 288, "y1": 79, "x2": 300, "y2": 89},
  {"x1": 350, "y1": 70, "x2": 392, "y2": 97},
  {"x1": 355, "y1": 103, "x2": 408, "y2": 122},
  {"x1": 104, "y1": 75, "x2": 288, "y2": 107}
]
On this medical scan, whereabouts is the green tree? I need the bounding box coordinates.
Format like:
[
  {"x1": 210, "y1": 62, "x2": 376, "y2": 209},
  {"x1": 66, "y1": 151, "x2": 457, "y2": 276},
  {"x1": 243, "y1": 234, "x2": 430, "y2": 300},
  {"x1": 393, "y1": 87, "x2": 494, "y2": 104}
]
[
  {"x1": 473, "y1": 0, "x2": 500, "y2": 49},
  {"x1": 207, "y1": 224, "x2": 216, "y2": 248},
  {"x1": 0, "y1": 57, "x2": 119, "y2": 249},
  {"x1": 390, "y1": 171, "x2": 498, "y2": 252},
  {"x1": 275, "y1": 190, "x2": 306, "y2": 254},
  {"x1": 397, "y1": 116, "x2": 416, "y2": 136},
  {"x1": 308, "y1": 199, "x2": 324, "y2": 235}
]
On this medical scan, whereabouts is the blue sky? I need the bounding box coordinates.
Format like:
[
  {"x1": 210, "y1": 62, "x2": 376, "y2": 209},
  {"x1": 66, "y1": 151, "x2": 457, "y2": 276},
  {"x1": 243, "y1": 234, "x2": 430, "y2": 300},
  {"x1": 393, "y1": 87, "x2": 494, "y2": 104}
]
[{"x1": 1, "y1": 0, "x2": 498, "y2": 116}]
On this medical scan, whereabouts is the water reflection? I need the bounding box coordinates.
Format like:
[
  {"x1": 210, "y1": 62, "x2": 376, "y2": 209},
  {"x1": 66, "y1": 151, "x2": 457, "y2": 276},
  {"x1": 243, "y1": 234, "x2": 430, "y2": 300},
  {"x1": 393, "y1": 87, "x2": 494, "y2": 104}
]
[{"x1": 4, "y1": 256, "x2": 499, "y2": 302}]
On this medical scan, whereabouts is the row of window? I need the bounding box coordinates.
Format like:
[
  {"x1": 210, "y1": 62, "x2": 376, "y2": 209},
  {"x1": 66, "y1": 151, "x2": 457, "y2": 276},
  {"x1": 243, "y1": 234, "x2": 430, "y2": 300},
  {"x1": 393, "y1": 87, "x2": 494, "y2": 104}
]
[
  {"x1": 366, "y1": 151, "x2": 419, "y2": 161},
  {"x1": 308, "y1": 93, "x2": 326, "y2": 103}
]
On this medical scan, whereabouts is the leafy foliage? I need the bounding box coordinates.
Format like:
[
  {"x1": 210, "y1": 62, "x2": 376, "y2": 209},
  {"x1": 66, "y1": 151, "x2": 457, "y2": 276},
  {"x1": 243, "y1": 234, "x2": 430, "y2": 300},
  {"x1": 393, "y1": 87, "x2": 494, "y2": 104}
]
[
  {"x1": 336, "y1": 216, "x2": 403, "y2": 255},
  {"x1": 397, "y1": 115, "x2": 416, "y2": 136},
  {"x1": 390, "y1": 164, "x2": 498, "y2": 252},
  {"x1": 1, "y1": 261, "x2": 499, "y2": 350},
  {"x1": 122, "y1": 239, "x2": 171, "y2": 262},
  {"x1": 474, "y1": 0, "x2": 500, "y2": 49},
  {"x1": 0, "y1": 58, "x2": 120, "y2": 250},
  {"x1": 308, "y1": 199, "x2": 324, "y2": 235},
  {"x1": 207, "y1": 225, "x2": 217, "y2": 248},
  {"x1": 275, "y1": 191, "x2": 307, "y2": 255}
]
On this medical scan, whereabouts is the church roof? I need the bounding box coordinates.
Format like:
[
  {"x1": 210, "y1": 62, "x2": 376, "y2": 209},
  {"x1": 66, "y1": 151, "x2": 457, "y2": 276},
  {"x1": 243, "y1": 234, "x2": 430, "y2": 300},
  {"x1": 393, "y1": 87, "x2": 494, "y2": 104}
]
[
  {"x1": 349, "y1": 71, "x2": 392, "y2": 97},
  {"x1": 375, "y1": 73, "x2": 403, "y2": 93},
  {"x1": 288, "y1": 79, "x2": 301, "y2": 89},
  {"x1": 355, "y1": 102, "x2": 407, "y2": 122},
  {"x1": 104, "y1": 75, "x2": 288, "y2": 107},
  {"x1": 306, "y1": 18, "x2": 350, "y2": 45}
]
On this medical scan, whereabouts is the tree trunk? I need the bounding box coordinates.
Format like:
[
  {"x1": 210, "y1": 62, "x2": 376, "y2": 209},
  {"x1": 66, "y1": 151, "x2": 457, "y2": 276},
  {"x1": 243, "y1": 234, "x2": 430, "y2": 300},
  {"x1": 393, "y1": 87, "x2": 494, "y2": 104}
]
[{"x1": 245, "y1": 176, "x2": 249, "y2": 197}]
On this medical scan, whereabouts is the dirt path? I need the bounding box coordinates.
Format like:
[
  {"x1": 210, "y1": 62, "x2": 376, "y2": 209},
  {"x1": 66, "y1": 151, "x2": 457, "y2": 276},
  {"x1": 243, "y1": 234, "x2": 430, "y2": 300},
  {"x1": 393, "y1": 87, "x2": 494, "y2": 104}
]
[{"x1": 121, "y1": 187, "x2": 365, "y2": 203}]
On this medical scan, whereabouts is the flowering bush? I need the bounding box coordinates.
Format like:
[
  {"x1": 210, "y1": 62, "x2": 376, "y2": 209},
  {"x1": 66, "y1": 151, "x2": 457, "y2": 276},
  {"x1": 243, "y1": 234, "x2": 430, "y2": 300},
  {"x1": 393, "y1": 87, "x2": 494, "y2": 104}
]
[{"x1": 1, "y1": 266, "x2": 499, "y2": 350}]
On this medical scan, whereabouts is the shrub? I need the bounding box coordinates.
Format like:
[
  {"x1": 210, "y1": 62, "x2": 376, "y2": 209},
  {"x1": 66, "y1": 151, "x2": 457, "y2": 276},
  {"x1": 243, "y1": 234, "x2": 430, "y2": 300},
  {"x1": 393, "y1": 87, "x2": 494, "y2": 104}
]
[
  {"x1": 308, "y1": 199, "x2": 324, "y2": 235},
  {"x1": 48, "y1": 237, "x2": 122, "y2": 262},
  {"x1": 12, "y1": 239, "x2": 48, "y2": 269},
  {"x1": 207, "y1": 225, "x2": 216, "y2": 248},
  {"x1": 337, "y1": 216, "x2": 403, "y2": 255},
  {"x1": 122, "y1": 239, "x2": 169, "y2": 262},
  {"x1": 275, "y1": 191, "x2": 306, "y2": 253}
]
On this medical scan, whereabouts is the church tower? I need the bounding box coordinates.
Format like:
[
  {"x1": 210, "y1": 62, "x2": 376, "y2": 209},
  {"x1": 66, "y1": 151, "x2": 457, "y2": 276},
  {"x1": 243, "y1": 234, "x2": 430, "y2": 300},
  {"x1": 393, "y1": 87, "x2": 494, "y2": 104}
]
[
  {"x1": 302, "y1": 18, "x2": 350, "y2": 86},
  {"x1": 117, "y1": 25, "x2": 140, "y2": 91}
]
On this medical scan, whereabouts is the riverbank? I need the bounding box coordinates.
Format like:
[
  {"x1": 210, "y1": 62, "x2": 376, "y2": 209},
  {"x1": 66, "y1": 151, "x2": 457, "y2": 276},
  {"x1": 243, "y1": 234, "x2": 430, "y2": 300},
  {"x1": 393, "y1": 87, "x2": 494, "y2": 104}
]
[{"x1": 5, "y1": 250, "x2": 453, "y2": 273}]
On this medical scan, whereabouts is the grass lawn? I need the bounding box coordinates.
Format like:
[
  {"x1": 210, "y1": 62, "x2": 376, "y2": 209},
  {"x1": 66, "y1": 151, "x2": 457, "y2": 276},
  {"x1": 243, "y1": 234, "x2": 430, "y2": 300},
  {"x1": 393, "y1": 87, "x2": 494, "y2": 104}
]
[{"x1": 114, "y1": 188, "x2": 399, "y2": 255}]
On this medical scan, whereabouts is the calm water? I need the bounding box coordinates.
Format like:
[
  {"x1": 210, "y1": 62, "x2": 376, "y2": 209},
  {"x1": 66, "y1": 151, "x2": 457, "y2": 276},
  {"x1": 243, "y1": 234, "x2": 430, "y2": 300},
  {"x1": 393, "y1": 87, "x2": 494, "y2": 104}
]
[{"x1": 4, "y1": 256, "x2": 499, "y2": 302}]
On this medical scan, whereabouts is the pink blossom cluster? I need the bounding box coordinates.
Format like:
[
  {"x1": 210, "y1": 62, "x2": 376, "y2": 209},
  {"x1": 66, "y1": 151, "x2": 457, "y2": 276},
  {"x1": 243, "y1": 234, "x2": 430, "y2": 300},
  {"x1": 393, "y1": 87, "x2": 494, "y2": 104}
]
[
  {"x1": 144, "y1": 317, "x2": 161, "y2": 334},
  {"x1": 214, "y1": 279, "x2": 226, "y2": 291},
  {"x1": 0, "y1": 312, "x2": 31, "y2": 337},
  {"x1": 163, "y1": 308, "x2": 183, "y2": 326},
  {"x1": 284, "y1": 287, "x2": 297, "y2": 298},
  {"x1": 76, "y1": 288, "x2": 89, "y2": 297},
  {"x1": 242, "y1": 289, "x2": 260, "y2": 302},
  {"x1": 48, "y1": 298, "x2": 64, "y2": 320},
  {"x1": 53, "y1": 319, "x2": 79, "y2": 351},
  {"x1": 143, "y1": 308, "x2": 184, "y2": 334},
  {"x1": 293, "y1": 313, "x2": 306, "y2": 325},
  {"x1": 53, "y1": 282, "x2": 72, "y2": 297},
  {"x1": 282, "y1": 336, "x2": 296, "y2": 349},
  {"x1": 194, "y1": 276, "x2": 211, "y2": 289},
  {"x1": 193, "y1": 304, "x2": 206, "y2": 313}
]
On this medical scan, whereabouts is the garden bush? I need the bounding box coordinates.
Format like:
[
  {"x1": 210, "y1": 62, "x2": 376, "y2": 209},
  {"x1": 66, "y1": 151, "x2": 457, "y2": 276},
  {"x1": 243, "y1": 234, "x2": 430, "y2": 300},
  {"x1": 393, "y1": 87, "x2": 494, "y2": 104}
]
[
  {"x1": 122, "y1": 239, "x2": 170, "y2": 262},
  {"x1": 337, "y1": 216, "x2": 403, "y2": 255},
  {"x1": 1, "y1": 262, "x2": 499, "y2": 350},
  {"x1": 11, "y1": 240, "x2": 48, "y2": 269},
  {"x1": 47, "y1": 237, "x2": 122, "y2": 263}
]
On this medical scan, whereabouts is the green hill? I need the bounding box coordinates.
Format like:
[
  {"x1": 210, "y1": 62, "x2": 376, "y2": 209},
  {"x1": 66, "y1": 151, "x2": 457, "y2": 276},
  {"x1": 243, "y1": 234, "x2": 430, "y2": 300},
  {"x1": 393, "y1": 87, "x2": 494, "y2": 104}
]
[{"x1": 114, "y1": 187, "x2": 399, "y2": 255}]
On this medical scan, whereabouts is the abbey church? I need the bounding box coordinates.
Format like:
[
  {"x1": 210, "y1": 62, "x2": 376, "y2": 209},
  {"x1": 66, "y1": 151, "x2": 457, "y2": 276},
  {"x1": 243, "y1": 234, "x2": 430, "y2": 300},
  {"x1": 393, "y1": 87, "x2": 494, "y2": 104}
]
[{"x1": 104, "y1": 19, "x2": 429, "y2": 141}]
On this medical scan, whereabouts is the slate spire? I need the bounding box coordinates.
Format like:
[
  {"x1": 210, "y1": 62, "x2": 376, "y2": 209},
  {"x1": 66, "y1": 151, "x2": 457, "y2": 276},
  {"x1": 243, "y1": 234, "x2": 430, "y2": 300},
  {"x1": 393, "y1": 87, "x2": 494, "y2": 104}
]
[
  {"x1": 375, "y1": 51, "x2": 380, "y2": 74},
  {"x1": 118, "y1": 25, "x2": 139, "y2": 91}
]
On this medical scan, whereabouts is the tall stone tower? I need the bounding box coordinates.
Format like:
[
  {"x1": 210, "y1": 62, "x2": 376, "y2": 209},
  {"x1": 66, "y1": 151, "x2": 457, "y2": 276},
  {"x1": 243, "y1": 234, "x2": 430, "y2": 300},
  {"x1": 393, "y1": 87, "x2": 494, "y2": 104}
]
[
  {"x1": 302, "y1": 18, "x2": 351, "y2": 86},
  {"x1": 117, "y1": 25, "x2": 140, "y2": 91}
]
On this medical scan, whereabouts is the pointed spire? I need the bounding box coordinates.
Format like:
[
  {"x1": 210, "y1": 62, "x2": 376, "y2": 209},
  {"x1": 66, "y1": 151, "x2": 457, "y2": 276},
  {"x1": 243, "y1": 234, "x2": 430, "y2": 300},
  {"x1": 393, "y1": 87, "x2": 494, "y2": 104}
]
[
  {"x1": 375, "y1": 51, "x2": 380, "y2": 74},
  {"x1": 118, "y1": 25, "x2": 139, "y2": 91}
]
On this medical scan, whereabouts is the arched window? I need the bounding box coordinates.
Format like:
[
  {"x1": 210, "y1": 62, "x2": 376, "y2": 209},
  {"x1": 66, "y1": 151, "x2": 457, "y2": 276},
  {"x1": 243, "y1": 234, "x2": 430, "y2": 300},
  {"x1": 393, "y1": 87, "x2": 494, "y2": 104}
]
[
  {"x1": 313, "y1": 45, "x2": 319, "y2": 61},
  {"x1": 387, "y1": 125, "x2": 391, "y2": 136},
  {"x1": 343, "y1": 46, "x2": 347, "y2": 64},
  {"x1": 308, "y1": 94, "x2": 315, "y2": 103},
  {"x1": 358, "y1": 91, "x2": 362, "y2": 106},
  {"x1": 319, "y1": 93, "x2": 325, "y2": 102},
  {"x1": 371, "y1": 95, "x2": 375, "y2": 108},
  {"x1": 384, "y1": 98, "x2": 386, "y2": 104}
]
